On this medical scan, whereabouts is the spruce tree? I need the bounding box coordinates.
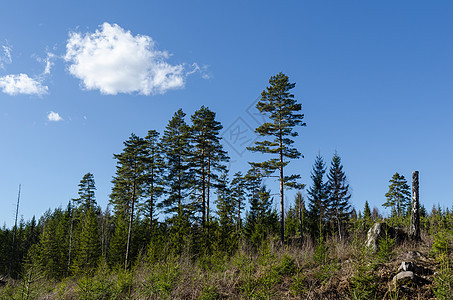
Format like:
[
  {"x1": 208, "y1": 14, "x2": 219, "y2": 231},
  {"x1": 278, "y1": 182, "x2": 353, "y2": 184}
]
[
  {"x1": 247, "y1": 72, "x2": 306, "y2": 243},
  {"x1": 363, "y1": 200, "x2": 372, "y2": 229},
  {"x1": 326, "y1": 152, "x2": 352, "y2": 241},
  {"x1": 73, "y1": 207, "x2": 100, "y2": 273},
  {"x1": 244, "y1": 185, "x2": 277, "y2": 247},
  {"x1": 215, "y1": 172, "x2": 237, "y2": 253},
  {"x1": 364, "y1": 201, "x2": 371, "y2": 222},
  {"x1": 70, "y1": 174, "x2": 101, "y2": 273},
  {"x1": 295, "y1": 191, "x2": 306, "y2": 241},
  {"x1": 307, "y1": 154, "x2": 327, "y2": 241},
  {"x1": 383, "y1": 172, "x2": 411, "y2": 218}
]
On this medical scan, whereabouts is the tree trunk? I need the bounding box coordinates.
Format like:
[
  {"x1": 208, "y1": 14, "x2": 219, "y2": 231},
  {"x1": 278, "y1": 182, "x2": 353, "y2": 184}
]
[
  {"x1": 207, "y1": 155, "x2": 211, "y2": 240},
  {"x1": 279, "y1": 145, "x2": 284, "y2": 244},
  {"x1": 125, "y1": 161, "x2": 137, "y2": 270},
  {"x1": 298, "y1": 198, "x2": 303, "y2": 243},
  {"x1": 409, "y1": 171, "x2": 420, "y2": 242}
]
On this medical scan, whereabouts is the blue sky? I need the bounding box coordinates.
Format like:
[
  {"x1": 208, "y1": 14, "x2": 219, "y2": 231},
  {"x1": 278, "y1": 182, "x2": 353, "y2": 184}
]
[{"x1": 1, "y1": 1, "x2": 452, "y2": 227}]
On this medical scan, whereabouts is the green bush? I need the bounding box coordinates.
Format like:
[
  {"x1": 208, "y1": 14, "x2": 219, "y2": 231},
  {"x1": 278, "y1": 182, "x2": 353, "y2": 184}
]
[
  {"x1": 377, "y1": 230, "x2": 395, "y2": 262},
  {"x1": 290, "y1": 273, "x2": 308, "y2": 297},
  {"x1": 432, "y1": 231, "x2": 451, "y2": 260},
  {"x1": 278, "y1": 255, "x2": 296, "y2": 276},
  {"x1": 313, "y1": 240, "x2": 329, "y2": 265},
  {"x1": 432, "y1": 258, "x2": 453, "y2": 300},
  {"x1": 199, "y1": 285, "x2": 219, "y2": 300},
  {"x1": 140, "y1": 260, "x2": 181, "y2": 299}
]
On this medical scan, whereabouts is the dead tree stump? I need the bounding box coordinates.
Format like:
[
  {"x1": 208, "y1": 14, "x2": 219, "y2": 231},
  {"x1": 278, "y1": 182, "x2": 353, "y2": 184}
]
[{"x1": 409, "y1": 171, "x2": 421, "y2": 242}]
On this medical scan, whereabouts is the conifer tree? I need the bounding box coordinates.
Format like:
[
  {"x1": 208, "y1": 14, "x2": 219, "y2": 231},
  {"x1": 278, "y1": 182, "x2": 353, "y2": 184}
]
[
  {"x1": 73, "y1": 173, "x2": 96, "y2": 213},
  {"x1": 383, "y1": 172, "x2": 411, "y2": 218},
  {"x1": 70, "y1": 174, "x2": 101, "y2": 273},
  {"x1": 247, "y1": 72, "x2": 306, "y2": 243},
  {"x1": 295, "y1": 191, "x2": 306, "y2": 241},
  {"x1": 326, "y1": 152, "x2": 352, "y2": 241},
  {"x1": 110, "y1": 133, "x2": 148, "y2": 269},
  {"x1": 141, "y1": 129, "x2": 164, "y2": 237},
  {"x1": 190, "y1": 106, "x2": 228, "y2": 229},
  {"x1": 36, "y1": 208, "x2": 71, "y2": 279},
  {"x1": 307, "y1": 154, "x2": 327, "y2": 241},
  {"x1": 215, "y1": 172, "x2": 237, "y2": 253},
  {"x1": 363, "y1": 200, "x2": 372, "y2": 228},
  {"x1": 364, "y1": 201, "x2": 371, "y2": 222},
  {"x1": 244, "y1": 185, "x2": 277, "y2": 246},
  {"x1": 160, "y1": 109, "x2": 193, "y2": 252},
  {"x1": 230, "y1": 172, "x2": 246, "y2": 234},
  {"x1": 74, "y1": 207, "x2": 100, "y2": 273}
]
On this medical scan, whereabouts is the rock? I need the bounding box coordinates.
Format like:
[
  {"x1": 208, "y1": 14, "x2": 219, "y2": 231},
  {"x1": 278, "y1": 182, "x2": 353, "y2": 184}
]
[
  {"x1": 397, "y1": 261, "x2": 434, "y2": 276},
  {"x1": 365, "y1": 222, "x2": 407, "y2": 252},
  {"x1": 398, "y1": 261, "x2": 414, "y2": 272},
  {"x1": 366, "y1": 222, "x2": 386, "y2": 252},
  {"x1": 393, "y1": 271, "x2": 414, "y2": 287}
]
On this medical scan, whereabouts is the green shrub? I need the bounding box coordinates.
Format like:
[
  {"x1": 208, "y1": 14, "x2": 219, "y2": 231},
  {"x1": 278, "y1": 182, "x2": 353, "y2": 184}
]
[
  {"x1": 432, "y1": 258, "x2": 453, "y2": 300},
  {"x1": 278, "y1": 255, "x2": 296, "y2": 275},
  {"x1": 313, "y1": 240, "x2": 329, "y2": 265},
  {"x1": 290, "y1": 273, "x2": 308, "y2": 297},
  {"x1": 377, "y1": 230, "x2": 395, "y2": 262},
  {"x1": 199, "y1": 285, "x2": 219, "y2": 300},
  {"x1": 140, "y1": 260, "x2": 181, "y2": 299},
  {"x1": 432, "y1": 231, "x2": 451, "y2": 260}
]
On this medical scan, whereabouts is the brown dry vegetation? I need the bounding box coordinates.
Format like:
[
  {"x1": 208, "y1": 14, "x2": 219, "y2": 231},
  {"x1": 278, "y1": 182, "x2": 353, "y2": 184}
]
[{"x1": 1, "y1": 229, "x2": 451, "y2": 300}]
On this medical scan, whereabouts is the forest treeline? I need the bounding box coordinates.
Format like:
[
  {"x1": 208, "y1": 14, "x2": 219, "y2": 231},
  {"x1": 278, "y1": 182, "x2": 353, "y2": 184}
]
[{"x1": 0, "y1": 73, "x2": 452, "y2": 299}]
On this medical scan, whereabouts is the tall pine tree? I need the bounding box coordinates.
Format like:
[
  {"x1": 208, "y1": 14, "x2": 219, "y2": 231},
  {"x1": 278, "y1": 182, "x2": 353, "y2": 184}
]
[
  {"x1": 247, "y1": 72, "x2": 305, "y2": 243},
  {"x1": 73, "y1": 172, "x2": 97, "y2": 213},
  {"x1": 190, "y1": 106, "x2": 228, "y2": 229},
  {"x1": 141, "y1": 129, "x2": 164, "y2": 238},
  {"x1": 160, "y1": 109, "x2": 193, "y2": 253},
  {"x1": 110, "y1": 133, "x2": 147, "y2": 269}
]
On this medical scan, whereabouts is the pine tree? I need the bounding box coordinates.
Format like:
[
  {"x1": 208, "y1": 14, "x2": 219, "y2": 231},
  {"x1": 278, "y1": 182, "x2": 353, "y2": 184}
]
[
  {"x1": 326, "y1": 152, "x2": 352, "y2": 241},
  {"x1": 383, "y1": 172, "x2": 411, "y2": 218},
  {"x1": 141, "y1": 129, "x2": 164, "y2": 237},
  {"x1": 160, "y1": 109, "x2": 193, "y2": 253},
  {"x1": 307, "y1": 154, "x2": 327, "y2": 241},
  {"x1": 231, "y1": 172, "x2": 246, "y2": 235},
  {"x1": 247, "y1": 72, "x2": 306, "y2": 243},
  {"x1": 190, "y1": 106, "x2": 228, "y2": 230},
  {"x1": 73, "y1": 173, "x2": 96, "y2": 212},
  {"x1": 110, "y1": 133, "x2": 148, "y2": 269}
]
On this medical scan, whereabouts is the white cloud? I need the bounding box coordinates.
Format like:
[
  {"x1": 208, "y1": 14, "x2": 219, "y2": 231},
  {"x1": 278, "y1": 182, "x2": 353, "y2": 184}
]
[
  {"x1": 64, "y1": 23, "x2": 189, "y2": 95},
  {"x1": 0, "y1": 73, "x2": 48, "y2": 96},
  {"x1": 43, "y1": 52, "x2": 55, "y2": 75},
  {"x1": 0, "y1": 45, "x2": 12, "y2": 70},
  {"x1": 47, "y1": 111, "x2": 63, "y2": 122},
  {"x1": 186, "y1": 62, "x2": 211, "y2": 79}
]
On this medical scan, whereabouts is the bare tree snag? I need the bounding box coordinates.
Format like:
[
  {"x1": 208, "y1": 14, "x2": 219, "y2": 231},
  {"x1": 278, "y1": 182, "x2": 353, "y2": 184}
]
[{"x1": 409, "y1": 171, "x2": 421, "y2": 242}]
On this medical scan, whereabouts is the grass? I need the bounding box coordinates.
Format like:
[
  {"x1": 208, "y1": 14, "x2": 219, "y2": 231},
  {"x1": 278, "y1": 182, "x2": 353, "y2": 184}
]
[{"x1": 0, "y1": 232, "x2": 450, "y2": 299}]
